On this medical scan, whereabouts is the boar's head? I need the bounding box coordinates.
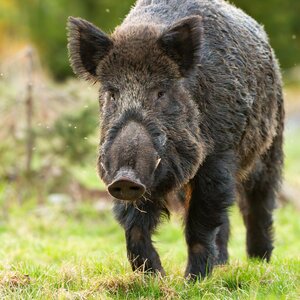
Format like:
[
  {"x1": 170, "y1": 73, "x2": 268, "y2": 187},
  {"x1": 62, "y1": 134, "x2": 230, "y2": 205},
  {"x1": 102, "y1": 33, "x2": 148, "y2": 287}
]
[{"x1": 67, "y1": 16, "x2": 206, "y2": 201}]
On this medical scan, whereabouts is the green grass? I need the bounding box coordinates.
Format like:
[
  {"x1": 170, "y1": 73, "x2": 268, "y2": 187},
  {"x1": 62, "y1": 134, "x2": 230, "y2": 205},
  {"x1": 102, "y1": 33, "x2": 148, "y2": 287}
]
[
  {"x1": 0, "y1": 202, "x2": 299, "y2": 299},
  {"x1": 0, "y1": 90, "x2": 299, "y2": 299}
]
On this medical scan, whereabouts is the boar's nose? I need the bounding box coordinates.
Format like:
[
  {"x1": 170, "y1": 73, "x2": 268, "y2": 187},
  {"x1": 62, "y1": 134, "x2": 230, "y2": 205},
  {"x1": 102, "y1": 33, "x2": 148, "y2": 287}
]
[{"x1": 108, "y1": 177, "x2": 146, "y2": 201}]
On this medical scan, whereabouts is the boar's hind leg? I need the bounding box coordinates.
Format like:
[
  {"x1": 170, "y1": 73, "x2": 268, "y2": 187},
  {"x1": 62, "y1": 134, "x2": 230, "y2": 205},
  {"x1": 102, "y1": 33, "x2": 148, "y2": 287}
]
[
  {"x1": 241, "y1": 133, "x2": 283, "y2": 262},
  {"x1": 184, "y1": 151, "x2": 236, "y2": 280},
  {"x1": 113, "y1": 200, "x2": 168, "y2": 275}
]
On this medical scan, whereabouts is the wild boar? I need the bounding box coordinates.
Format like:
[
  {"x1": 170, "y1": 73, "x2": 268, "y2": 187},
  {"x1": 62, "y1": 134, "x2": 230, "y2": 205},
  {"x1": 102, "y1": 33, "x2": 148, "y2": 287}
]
[{"x1": 67, "y1": 0, "x2": 284, "y2": 279}]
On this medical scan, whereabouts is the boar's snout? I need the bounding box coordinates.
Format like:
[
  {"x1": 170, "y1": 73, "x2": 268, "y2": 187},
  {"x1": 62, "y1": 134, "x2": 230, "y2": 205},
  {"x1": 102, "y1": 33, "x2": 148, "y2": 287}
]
[
  {"x1": 102, "y1": 120, "x2": 163, "y2": 200},
  {"x1": 108, "y1": 169, "x2": 146, "y2": 201}
]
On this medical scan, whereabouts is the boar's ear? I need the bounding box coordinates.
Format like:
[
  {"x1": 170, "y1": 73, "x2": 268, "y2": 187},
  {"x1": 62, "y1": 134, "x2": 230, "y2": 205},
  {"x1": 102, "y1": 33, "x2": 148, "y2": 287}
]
[
  {"x1": 158, "y1": 16, "x2": 202, "y2": 76},
  {"x1": 67, "y1": 17, "x2": 113, "y2": 81}
]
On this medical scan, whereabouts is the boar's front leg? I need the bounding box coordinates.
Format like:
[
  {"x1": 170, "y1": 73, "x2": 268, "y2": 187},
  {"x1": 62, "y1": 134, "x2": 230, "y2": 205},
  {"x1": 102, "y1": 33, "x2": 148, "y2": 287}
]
[
  {"x1": 113, "y1": 200, "x2": 167, "y2": 275},
  {"x1": 184, "y1": 151, "x2": 236, "y2": 280}
]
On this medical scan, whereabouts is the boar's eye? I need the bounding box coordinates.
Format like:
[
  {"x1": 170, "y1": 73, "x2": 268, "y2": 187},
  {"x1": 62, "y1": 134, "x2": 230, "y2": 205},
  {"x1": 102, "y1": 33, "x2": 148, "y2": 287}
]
[
  {"x1": 110, "y1": 92, "x2": 116, "y2": 101},
  {"x1": 106, "y1": 90, "x2": 118, "y2": 101},
  {"x1": 157, "y1": 91, "x2": 166, "y2": 100}
]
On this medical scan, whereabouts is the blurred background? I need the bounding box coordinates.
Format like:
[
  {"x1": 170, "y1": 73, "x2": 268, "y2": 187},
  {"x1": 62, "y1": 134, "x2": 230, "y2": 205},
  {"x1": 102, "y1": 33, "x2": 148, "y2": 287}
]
[
  {"x1": 0, "y1": 0, "x2": 300, "y2": 209},
  {"x1": 0, "y1": 2, "x2": 300, "y2": 297}
]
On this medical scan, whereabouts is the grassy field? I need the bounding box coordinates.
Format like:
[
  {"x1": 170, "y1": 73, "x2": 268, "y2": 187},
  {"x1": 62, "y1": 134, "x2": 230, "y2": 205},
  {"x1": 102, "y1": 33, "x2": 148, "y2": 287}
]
[
  {"x1": 0, "y1": 201, "x2": 299, "y2": 299},
  {"x1": 0, "y1": 84, "x2": 299, "y2": 299}
]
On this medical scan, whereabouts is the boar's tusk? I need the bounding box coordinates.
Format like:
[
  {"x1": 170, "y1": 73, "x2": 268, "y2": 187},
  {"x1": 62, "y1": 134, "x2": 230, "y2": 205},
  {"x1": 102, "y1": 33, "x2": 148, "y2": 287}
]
[
  {"x1": 100, "y1": 162, "x2": 107, "y2": 172},
  {"x1": 155, "y1": 157, "x2": 161, "y2": 170}
]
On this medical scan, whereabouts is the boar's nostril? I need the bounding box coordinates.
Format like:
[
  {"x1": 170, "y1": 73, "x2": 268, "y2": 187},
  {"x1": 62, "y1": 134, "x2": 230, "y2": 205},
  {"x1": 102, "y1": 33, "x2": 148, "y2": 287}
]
[
  {"x1": 108, "y1": 178, "x2": 146, "y2": 201},
  {"x1": 129, "y1": 186, "x2": 140, "y2": 191}
]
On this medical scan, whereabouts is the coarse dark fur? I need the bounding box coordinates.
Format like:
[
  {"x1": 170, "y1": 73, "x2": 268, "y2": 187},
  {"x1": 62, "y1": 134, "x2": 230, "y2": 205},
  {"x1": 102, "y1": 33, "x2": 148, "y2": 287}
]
[{"x1": 67, "y1": 0, "x2": 284, "y2": 280}]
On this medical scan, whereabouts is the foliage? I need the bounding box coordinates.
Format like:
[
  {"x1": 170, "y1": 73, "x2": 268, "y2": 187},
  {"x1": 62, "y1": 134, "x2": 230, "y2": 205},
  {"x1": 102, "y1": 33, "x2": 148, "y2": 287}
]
[
  {"x1": 1, "y1": 0, "x2": 135, "y2": 80},
  {"x1": 234, "y1": 0, "x2": 300, "y2": 70},
  {"x1": 0, "y1": 202, "x2": 299, "y2": 299},
  {"x1": 0, "y1": 73, "x2": 100, "y2": 198},
  {"x1": 48, "y1": 104, "x2": 99, "y2": 165},
  {"x1": 1, "y1": 0, "x2": 299, "y2": 79}
]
